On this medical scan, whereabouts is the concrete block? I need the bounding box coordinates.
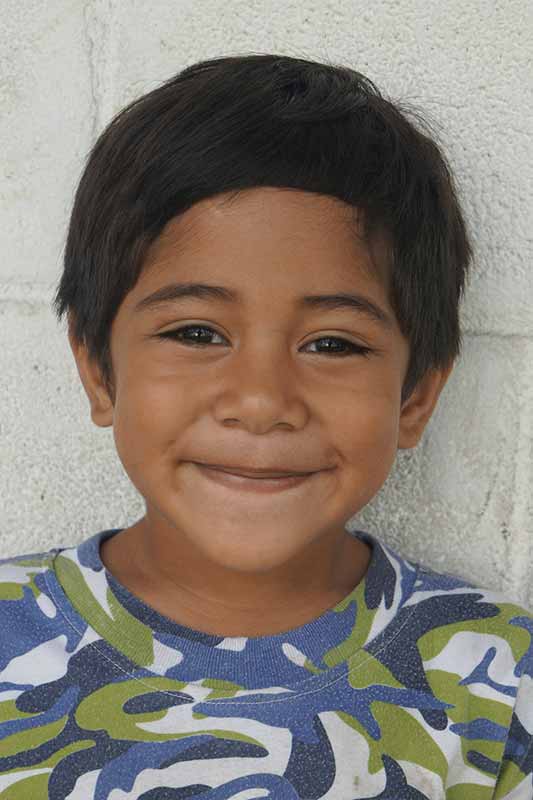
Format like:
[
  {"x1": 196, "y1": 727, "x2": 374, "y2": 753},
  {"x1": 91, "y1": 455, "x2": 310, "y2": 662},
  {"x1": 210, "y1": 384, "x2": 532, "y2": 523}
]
[{"x1": 0, "y1": 1, "x2": 95, "y2": 284}]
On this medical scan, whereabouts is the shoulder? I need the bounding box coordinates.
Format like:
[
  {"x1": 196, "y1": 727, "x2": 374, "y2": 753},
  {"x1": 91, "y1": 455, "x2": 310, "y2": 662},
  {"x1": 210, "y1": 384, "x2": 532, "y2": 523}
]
[
  {"x1": 363, "y1": 535, "x2": 533, "y2": 674},
  {"x1": 410, "y1": 559, "x2": 533, "y2": 628},
  {"x1": 0, "y1": 547, "x2": 62, "y2": 659},
  {"x1": 407, "y1": 559, "x2": 533, "y2": 645},
  {"x1": 402, "y1": 559, "x2": 533, "y2": 705},
  {"x1": 0, "y1": 547, "x2": 56, "y2": 601}
]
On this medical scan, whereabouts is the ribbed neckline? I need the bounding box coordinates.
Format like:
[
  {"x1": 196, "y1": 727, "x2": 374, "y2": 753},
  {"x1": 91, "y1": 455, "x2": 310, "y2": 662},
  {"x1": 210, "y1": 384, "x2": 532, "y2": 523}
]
[{"x1": 47, "y1": 527, "x2": 419, "y2": 692}]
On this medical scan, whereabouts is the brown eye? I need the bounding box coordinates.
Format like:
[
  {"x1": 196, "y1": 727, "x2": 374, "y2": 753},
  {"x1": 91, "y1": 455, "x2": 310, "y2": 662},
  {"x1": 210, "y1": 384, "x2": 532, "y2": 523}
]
[
  {"x1": 159, "y1": 325, "x2": 224, "y2": 346},
  {"x1": 304, "y1": 337, "x2": 373, "y2": 358},
  {"x1": 157, "y1": 325, "x2": 373, "y2": 358}
]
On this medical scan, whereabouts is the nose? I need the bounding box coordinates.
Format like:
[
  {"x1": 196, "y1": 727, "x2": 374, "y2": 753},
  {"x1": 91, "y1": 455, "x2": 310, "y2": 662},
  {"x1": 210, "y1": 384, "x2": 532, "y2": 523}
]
[{"x1": 215, "y1": 337, "x2": 308, "y2": 433}]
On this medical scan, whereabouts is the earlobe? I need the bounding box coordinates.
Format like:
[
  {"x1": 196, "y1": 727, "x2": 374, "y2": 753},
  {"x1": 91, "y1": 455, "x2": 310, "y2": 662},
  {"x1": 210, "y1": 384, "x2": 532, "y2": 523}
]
[
  {"x1": 398, "y1": 363, "x2": 454, "y2": 450},
  {"x1": 68, "y1": 325, "x2": 114, "y2": 429},
  {"x1": 87, "y1": 382, "x2": 114, "y2": 428}
]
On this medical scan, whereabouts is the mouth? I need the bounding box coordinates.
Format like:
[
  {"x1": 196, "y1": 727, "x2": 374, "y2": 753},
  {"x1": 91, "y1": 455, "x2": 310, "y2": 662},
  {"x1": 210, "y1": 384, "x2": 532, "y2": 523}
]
[
  {"x1": 194, "y1": 463, "x2": 317, "y2": 493},
  {"x1": 196, "y1": 462, "x2": 312, "y2": 479}
]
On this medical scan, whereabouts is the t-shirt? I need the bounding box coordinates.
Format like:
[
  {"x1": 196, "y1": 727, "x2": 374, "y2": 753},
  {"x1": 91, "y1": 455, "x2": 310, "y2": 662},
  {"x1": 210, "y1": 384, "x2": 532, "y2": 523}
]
[{"x1": 0, "y1": 528, "x2": 532, "y2": 800}]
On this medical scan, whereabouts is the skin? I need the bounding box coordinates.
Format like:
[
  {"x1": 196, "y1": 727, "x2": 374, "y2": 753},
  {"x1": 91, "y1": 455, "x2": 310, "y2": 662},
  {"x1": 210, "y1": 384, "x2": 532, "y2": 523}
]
[{"x1": 69, "y1": 187, "x2": 453, "y2": 638}]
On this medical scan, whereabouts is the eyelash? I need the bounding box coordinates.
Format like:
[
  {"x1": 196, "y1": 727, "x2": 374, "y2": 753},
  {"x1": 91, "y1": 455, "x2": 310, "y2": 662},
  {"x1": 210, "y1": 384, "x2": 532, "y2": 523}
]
[{"x1": 156, "y1": 325, "x2": 374, "y2": 358}]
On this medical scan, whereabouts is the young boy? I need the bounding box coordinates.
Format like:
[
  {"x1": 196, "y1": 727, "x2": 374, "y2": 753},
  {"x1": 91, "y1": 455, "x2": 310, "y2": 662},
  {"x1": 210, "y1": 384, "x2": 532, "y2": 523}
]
[{"x1": 1, "y1": 53, "x2": 531, "y2": 799}]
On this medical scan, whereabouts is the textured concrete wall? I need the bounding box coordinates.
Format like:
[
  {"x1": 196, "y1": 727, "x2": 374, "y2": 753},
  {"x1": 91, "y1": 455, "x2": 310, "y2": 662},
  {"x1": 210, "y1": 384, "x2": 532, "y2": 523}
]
[{"x1": 1, "y1": 1, "x2": 532, "y2": 605}]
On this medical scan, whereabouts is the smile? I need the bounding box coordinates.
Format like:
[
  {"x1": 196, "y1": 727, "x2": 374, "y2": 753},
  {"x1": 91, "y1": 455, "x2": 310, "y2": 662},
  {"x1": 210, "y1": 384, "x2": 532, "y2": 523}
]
[{"x1": 195, "y1": 463, "x2": 315, "y2": 493}]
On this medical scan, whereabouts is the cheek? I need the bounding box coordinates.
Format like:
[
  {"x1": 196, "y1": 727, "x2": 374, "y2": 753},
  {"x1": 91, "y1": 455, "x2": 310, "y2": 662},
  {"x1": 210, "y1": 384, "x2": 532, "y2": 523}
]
[
  {"x1": 337, "y1": 389, "x2": 401, "y2": 484},
  {"x1": 111, "y1": 371, "x2": 191, "y2": 467},
  {"x1": 334, "y1": 381, "x2": 400, "y2": 444}
]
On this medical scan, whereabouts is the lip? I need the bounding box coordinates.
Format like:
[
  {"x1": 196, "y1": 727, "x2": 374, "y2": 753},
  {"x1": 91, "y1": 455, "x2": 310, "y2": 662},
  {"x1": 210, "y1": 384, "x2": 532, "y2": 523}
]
[
  {"x1": 197, "y1": 462, "x2": 312, "y2": 478},
  {"x1": 195, "y1": 463, "x2": 316, "y2": 493}
]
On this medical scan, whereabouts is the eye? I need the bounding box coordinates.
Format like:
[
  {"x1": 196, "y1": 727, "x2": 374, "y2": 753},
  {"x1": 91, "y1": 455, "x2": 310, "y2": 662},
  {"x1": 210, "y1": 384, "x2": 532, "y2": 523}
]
[{"x1": 157, "y1": 325, "x2": 374, "y2": 358}]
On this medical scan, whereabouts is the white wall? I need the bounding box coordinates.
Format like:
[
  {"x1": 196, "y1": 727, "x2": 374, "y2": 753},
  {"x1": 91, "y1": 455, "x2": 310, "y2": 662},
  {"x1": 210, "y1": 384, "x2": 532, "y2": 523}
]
[{"x1": 1, "y1": 0, "x2": 532, "y2": 605}]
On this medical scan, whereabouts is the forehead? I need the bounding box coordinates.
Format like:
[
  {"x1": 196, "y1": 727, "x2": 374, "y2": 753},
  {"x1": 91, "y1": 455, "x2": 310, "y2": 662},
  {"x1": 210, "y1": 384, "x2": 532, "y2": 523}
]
[
  {"x1": 115, "y1": 191, "x2": 397, "y2": 346},
  {"x1": 141, "y1": 187, "x2": 391, "y2": 289}
]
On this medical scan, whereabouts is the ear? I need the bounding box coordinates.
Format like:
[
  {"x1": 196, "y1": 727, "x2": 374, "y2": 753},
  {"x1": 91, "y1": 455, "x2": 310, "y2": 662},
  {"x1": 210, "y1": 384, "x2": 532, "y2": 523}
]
[
  {"x1": 67, "y1": 314, "x2": 114, "y2": 428},
  {"x1": 398, "y1": 362, "x2": 454, "y2": 449}
]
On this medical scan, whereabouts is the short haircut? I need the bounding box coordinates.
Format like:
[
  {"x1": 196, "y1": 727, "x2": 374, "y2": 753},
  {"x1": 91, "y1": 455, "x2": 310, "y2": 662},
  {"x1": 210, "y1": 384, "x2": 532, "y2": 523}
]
[{"x1": 53, "y1": 53, "x2": 474, "y2": 407}]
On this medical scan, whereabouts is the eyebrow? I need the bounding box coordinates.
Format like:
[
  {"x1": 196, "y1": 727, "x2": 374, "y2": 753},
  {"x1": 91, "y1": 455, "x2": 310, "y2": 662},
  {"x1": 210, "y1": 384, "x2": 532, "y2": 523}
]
[{"x1": 133, "y1": 281, "x2": 393, "y2": 330}]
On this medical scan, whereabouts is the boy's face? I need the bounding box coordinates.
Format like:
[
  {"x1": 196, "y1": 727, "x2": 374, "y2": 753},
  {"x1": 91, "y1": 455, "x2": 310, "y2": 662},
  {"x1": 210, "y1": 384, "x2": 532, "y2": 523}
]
[{"x1": 70, "y1": 187, "x2": 452, "y2": 578}]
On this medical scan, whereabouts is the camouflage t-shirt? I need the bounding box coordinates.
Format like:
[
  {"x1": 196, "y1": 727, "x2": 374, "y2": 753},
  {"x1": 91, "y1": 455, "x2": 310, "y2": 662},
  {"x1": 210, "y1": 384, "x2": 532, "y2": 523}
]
[{"x1": 0, "y1": 527, "x2": 532, "y2": 799}]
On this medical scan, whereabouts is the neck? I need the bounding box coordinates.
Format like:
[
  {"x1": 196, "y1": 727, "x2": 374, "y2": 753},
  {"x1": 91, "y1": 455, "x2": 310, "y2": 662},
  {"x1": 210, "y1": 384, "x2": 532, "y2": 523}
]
[{"x1": 100, "y1": 519, "x2": 371, "y2": 638}]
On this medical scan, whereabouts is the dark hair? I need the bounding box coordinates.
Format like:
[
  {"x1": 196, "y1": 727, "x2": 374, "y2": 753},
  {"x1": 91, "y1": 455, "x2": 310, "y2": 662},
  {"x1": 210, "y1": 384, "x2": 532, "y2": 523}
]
[{"x1": 53, "y1": 52, "x2": 474, "y2": 407}]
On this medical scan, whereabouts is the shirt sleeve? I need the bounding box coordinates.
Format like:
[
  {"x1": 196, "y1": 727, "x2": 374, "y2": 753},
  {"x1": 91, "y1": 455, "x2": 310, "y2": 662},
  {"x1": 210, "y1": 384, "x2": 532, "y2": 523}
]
[{"x1": 493, "y1": 672, "x2": 533, "y2": 799}]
